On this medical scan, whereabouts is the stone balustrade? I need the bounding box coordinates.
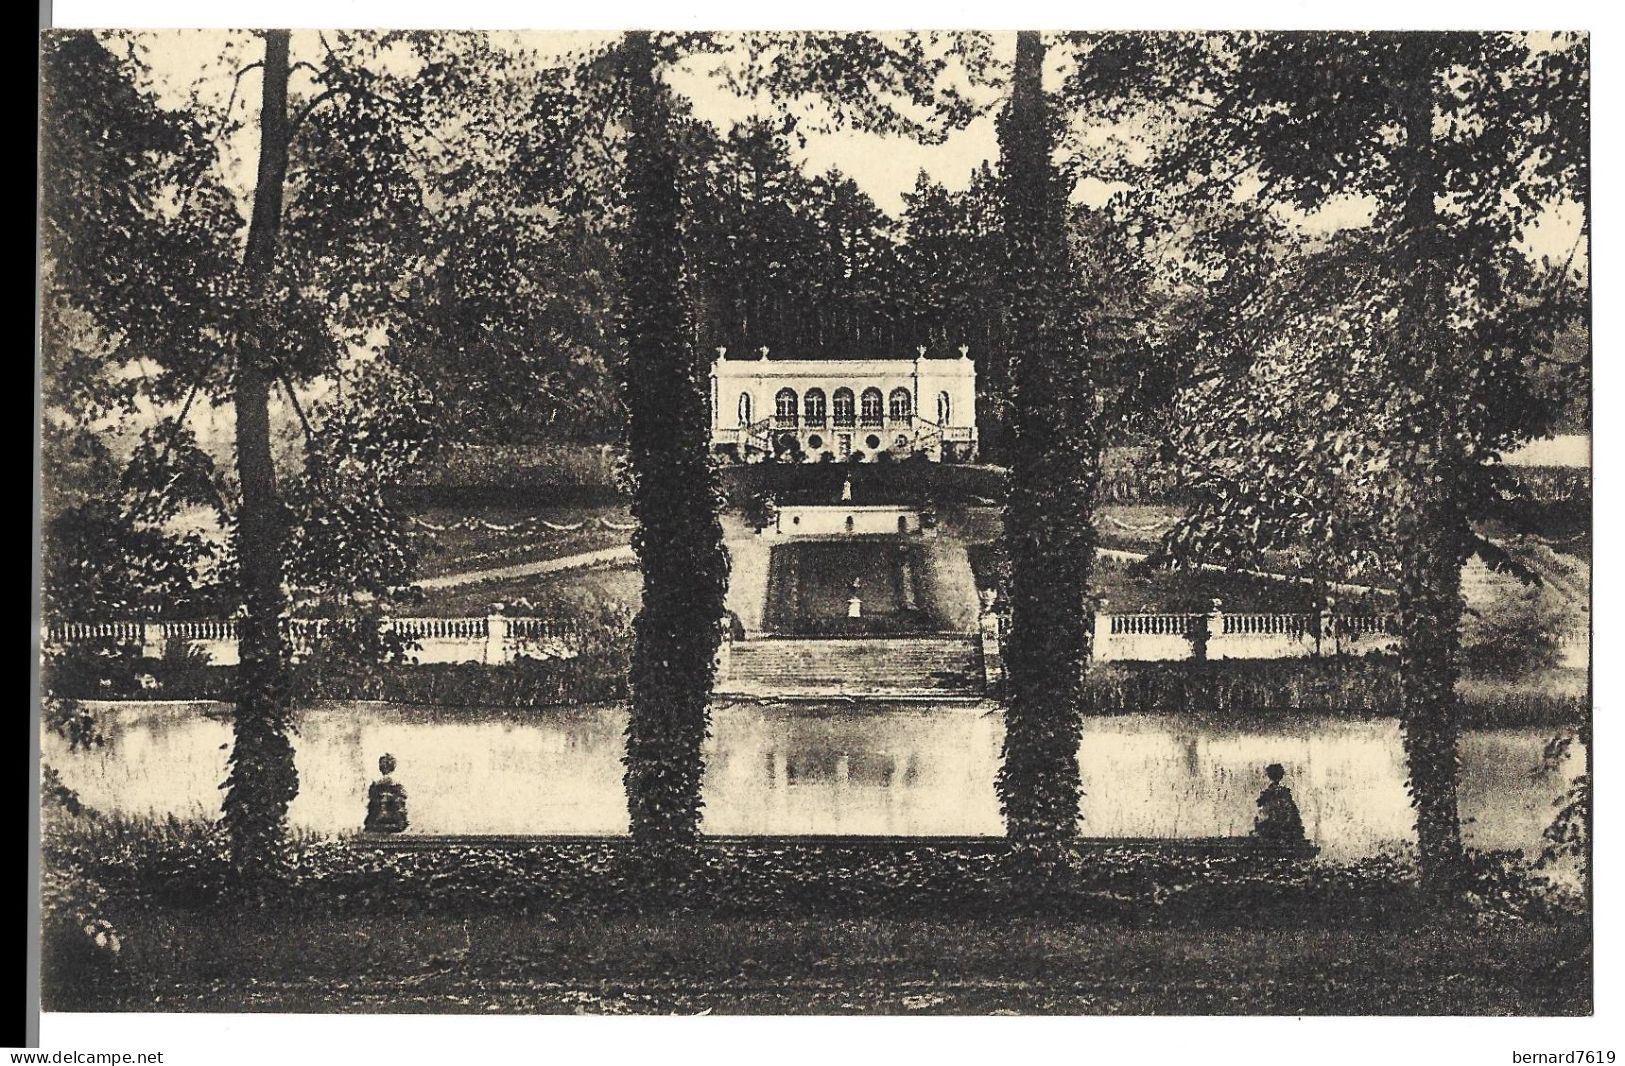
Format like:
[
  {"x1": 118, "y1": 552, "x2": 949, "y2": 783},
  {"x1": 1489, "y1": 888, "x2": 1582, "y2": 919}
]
[
  {"x1": 1090, "y1": 600, "x2": 1401, "y2": 662},
  {"x1": 45, "y1": 603, "x2": 1416, "y2": 674},
  {"x1": 42, "y1": 614, "x2": 586, "y2": 668}
]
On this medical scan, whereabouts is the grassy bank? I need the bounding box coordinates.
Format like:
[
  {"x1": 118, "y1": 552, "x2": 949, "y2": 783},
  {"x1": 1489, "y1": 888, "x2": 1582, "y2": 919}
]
[
  {"x1": 1086, "y1": 660, "x2": 1587, "y2": 728},
  {"x1": 46, "y1": 649, "x2": 630, "y2": 706},
  {"x1": 46, "y1": 651, "x2": 1586, "y2": 727},
  {"x1": 40, "y1": 812, "x2": 1589, "y2": 1015},
  {"x1": 47, "y1": 906, "x2": 1591, "y2": 1015}
]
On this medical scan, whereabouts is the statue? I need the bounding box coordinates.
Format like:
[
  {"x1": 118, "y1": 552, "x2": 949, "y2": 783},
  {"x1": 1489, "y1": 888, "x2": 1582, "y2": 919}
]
[
  {"x1": 847, "y1": 577, "x2": 863, "y2": 619},
  {"x1": 364, "y1": 753, "x2": 409, "y2": 834},
  {"x1": 840, "y1": 474, "x2": 853, "y2": 502},
  {"x1": 1251, "y1": 763, "x2": 1305, "y2": 847}
]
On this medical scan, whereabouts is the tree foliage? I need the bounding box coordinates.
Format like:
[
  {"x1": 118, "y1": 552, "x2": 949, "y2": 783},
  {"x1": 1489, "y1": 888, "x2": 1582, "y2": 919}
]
[
  {"x1": 1116, "y1": 31, "x2": 1589, "y2": 886},
  {"x1": 40, "y1": 28, "x2": 476, "y2": 879}
]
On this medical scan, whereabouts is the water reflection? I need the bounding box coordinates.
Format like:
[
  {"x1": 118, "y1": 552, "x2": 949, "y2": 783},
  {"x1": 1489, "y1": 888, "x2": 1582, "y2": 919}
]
[{"x1": 44, "y1": 701, "x2": 1579, "y2": 862}]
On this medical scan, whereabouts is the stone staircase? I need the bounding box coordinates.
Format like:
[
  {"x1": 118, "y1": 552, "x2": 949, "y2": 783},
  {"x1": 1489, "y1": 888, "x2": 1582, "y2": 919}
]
[{"x1": 719, "y1": 636, "x2": 984, "y2": 698}]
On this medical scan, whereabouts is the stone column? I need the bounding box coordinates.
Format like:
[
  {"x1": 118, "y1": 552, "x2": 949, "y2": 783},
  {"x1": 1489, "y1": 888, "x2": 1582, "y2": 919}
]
[
  {"x1": 979, "y1": 609, "x2": 1004, "y2": 690},
  {"x1": 1204, "y1": 598, "x2": 1226, "y2": 662},
  {"x1": 484, "y1": 611, "x2": 510, "y2": 666},
  {"x1": 140, "y1": 622, "x2": 165, "y2": 660}
]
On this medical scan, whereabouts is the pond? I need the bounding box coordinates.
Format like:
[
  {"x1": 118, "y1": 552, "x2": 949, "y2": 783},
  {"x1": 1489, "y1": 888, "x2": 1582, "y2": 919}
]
[{"x1": 44, "y1": 701, "x2": 1580, "y2": 863}]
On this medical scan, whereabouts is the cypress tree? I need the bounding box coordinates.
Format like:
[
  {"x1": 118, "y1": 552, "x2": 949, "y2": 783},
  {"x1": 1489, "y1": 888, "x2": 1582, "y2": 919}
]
[
  {"x1": 996, "y1": 31, "x2": 1100, "y2": 851},
  {"x1": 618, "y1": 31, "x2": 730, "y2": 846}
]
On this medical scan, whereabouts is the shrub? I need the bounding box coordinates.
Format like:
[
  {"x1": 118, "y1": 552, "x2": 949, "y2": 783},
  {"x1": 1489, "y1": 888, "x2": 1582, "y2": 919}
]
[
  {"x1": 1533, "y1": 726, "x2": 1589, "y2": 896},
  {"x1": 38, "y1": 793, "x2": 128, "y2": 1008},
  {"x1": 41, "y1": 639, "x2": 147, "y2": 700},
  {"x1": 1461, "y1": 586, "x2": 1565, "y2": 678},
  {"x1": 43, "y1": 697, "x2": 105, "y2": 753}
]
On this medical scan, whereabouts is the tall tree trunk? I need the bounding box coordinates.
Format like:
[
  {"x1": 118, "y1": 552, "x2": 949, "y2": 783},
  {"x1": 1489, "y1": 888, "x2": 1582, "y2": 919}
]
[
  {"x1": 1393, "y1": 37, "x2": 1467, "y2": 889},
  {"x1": 996, "y1": 31, "x2": 1099, "y2": 852},
  {"x1": 619, "y1": 31, "x2": 730, "y2": 848},
  {"x1": 221, "y1": 29, "x2": 298, "y2": 884}
]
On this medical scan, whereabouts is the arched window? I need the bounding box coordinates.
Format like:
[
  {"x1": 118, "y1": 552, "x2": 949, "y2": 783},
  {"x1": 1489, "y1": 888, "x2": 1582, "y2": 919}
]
[
  {"x1": 738, "y1": 392, "x2": 753, "y2": 426},
  {"x1": 832, "y1": 388, "x2": 856, "y2": 427},
  {"x1": 775, "y1": 388, "x2": 798, "y2": 427},
  {"x1": 860, "y1": 388, "x2": 884, "y2": 426},
  {"x1": 936, "y1": 391, "x2": 951, "y2": 425},
  {"x1": 803, "y1": 388, "x2": 826, "y2": 427},
  {"x1": 889, "y1": 388, "x2": 912, "y2": 423}
]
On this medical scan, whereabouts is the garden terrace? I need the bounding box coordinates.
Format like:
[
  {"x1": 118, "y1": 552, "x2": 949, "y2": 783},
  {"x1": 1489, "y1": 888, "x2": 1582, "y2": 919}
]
[{"x1": 763, "y1": 537, "x2": 955, "y2": 636}]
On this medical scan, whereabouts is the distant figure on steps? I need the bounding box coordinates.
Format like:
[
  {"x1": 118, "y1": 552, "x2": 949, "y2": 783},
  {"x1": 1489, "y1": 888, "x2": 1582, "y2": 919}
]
[
  {"x1": 1251, "y1": 763, "x2": 1305, "y2": 847},
  {"x1": 364, "y1": 753, "x2": 409, "y2": 834},
  {"x1": 840, "y1": 475, "x2": 853, "y2": 502},
  {"x1": 847, "y1": 577, "x2": 863, "y2": 619}
]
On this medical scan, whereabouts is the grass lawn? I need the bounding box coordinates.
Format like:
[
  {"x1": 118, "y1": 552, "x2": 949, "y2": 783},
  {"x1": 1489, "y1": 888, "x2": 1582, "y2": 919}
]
[
  {"x1": 411, "y1": 563, "x2": 642, "y2": 617},
  {"x1": 60, "y1": 905, "x2": 1590, "y2": 1015},
  {"x1": 413, "y1": 503, "x2": 631, "y2": 580},
  {"x1": 962, "y1": 543, "x2": 1381, "y2": 614}
]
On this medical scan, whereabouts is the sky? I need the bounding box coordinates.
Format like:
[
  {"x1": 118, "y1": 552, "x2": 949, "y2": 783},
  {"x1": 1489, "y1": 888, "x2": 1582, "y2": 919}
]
[{"x1": 128, "y1": 29, "x2": 1020, "y2": 216}]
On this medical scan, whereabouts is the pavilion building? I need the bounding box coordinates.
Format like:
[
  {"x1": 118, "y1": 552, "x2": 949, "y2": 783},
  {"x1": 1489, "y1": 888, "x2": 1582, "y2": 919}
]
[{"x1": 708, "y1": 346, "x2": 979, "y2": 463}]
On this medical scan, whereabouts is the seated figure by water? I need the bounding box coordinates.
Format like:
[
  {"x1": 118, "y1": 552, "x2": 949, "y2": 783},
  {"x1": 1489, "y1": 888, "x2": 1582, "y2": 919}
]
[
  {"x1": 1251, "y1": 763, "x2": 1305, "y2": 848},
  {"x1": 364, "y1": 753, "x2": 409, "y2": 834}
]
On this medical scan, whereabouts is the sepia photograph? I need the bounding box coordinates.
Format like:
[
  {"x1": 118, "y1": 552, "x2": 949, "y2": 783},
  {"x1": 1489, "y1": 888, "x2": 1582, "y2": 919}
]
[{"x1": 31, "y1": 4, "x2": 1594, "y2": 1039}]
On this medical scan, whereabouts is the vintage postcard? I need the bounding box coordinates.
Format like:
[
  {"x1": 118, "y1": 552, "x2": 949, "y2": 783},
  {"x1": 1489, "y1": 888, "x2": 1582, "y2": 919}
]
[{"x1": 32, "y1": 13, "x2": 1593, "y2": 1046}]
